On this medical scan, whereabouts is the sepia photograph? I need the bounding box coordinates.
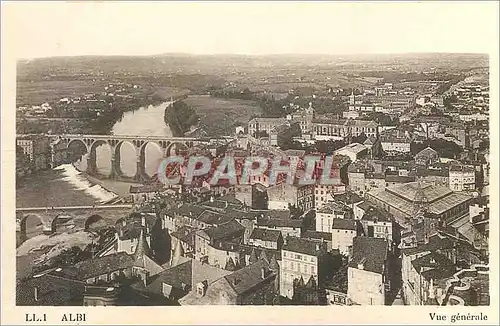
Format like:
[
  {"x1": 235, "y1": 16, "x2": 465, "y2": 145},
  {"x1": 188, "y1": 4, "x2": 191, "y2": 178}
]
[{"x1": 1, "y1": 1, "x2": 499, "y2": 325}]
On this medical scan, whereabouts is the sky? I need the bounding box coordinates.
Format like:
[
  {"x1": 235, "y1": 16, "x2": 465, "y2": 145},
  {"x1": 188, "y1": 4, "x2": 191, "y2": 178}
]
[{"x1": 4, "y1": 1, "x2": 499, "y2": 59}]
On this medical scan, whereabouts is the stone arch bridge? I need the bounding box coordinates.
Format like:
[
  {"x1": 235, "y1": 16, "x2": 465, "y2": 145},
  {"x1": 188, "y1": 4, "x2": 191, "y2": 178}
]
[
  {"x1": 49, "y1": 134, "x2": 230, "y2": 181},
  {"x1": 16, "y1": 205, "x2": 133, "y2": 245}
]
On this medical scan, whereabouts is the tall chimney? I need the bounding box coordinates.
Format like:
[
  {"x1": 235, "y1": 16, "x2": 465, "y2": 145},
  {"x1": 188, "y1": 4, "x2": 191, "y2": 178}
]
[
  {"x1": 34, "y1": 287, "x2": 39, "y2": 302},
  {"x1": 261, "y1": 267, "x2": 266, "y2": 279}
]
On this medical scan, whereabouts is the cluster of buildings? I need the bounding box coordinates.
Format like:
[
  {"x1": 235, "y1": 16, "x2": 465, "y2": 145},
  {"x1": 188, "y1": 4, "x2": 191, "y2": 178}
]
[
  {"x1": 17, "y1": 82, "x2": 142, "y2": 120},
  {"x1": 16, "y1": 134, "x2": 75, "y2": 179},
  {"x1": 17, "y1": 73, "x2": 490, "y2": 306}
]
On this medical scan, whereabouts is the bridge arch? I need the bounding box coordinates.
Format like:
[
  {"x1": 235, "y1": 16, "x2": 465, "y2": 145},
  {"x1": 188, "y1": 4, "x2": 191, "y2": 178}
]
[
  {"x1": 140, "y1": 141, "x2": 164, "y2": 178},
  {"x1": 67, "y1": 139, "x2": 89, "y2": 160},
  {"x1": 166, "y1": 142, "x2": 188, "y2": 156},
  {"x1": 18, "y1": 213, "x2": 52, "y2": 244},
  {"x1": 88, "y1": 139, "x2": 112, "y2": 176},
  {"x1": 19, "y1": 213, "x2": 44, "y2": 235}
]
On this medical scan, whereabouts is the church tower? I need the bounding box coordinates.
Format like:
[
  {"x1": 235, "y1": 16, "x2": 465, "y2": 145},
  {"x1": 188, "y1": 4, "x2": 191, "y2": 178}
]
[
  {"x1": 133, "y1": 228, "x2": 154, "y2": 286},
  {"x1": 349, "y1": 89, "x2": 356, "y2": 105}
]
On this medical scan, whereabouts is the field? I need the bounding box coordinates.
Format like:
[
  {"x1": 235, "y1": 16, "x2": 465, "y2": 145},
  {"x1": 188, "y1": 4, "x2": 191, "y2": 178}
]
[
  {"x1": 16, "y1": 80, "x2": 109, "y2": 106},
  {"x1": 183, "y1": 95, "x2": 262, "y2": 136}
]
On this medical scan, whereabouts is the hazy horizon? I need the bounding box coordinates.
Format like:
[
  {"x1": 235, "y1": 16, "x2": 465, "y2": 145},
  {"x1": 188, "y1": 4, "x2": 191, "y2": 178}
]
[
  {"x1": 17, "y1": 51, "x2": 490, "y2": 61},
  {"x1": 4, "y1": 2, "x2": 498, "y2": 60}
]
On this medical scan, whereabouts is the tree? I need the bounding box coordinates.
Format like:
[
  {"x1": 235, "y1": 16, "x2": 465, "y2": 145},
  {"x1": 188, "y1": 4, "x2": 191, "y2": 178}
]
[
  {"x1": 314, "y1": 140, "x2": 345, "y2": 155},
  {"x1": 351, "y1": 133, "x2": 368, "y2": 144},
  {"x1": 411, "y1": 139, "x2": 463, "y2": 159},
  {"x1": 254, "y1": 130, "x2": 269, "y2": 138},
  {"x1": 277, "y1": 123, "x2": 303, "y2": 150},
  {"x1": 288, "y1": 204, "x2": 304, "y2": 220}
]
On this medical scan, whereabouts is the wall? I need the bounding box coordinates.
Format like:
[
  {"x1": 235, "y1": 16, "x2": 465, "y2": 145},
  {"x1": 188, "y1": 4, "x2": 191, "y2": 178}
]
[
  {"x1": 347, "y1": 267, "x2": 385, "y2": 305},
  {"x1": 381, "y1": 141, "x2": 411, "y2": 153},
  {"x1": 331, "y1": 228, "x2": 356, "y2": 255},
  {"x1": 280, "y1": 249, "x2": 318, "y2": 299}
]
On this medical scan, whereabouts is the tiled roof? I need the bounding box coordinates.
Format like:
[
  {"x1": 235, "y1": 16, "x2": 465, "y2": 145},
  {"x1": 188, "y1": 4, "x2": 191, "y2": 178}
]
[
  {"x1": 332, "y1": 218, "x2": 357, "y2": 230},
  {"x1": 239, "y1": 244, "x2": 282, "y2": 261},
  {"x1": 115, "y1": 213, "x2": 156, "y2": 240},
  {"x1": 411, "y1": 252, "x2": 456, "y2": 281},
  {"x1": 249, "y1": 228, "x2": 282, "y2": 242},
  {"x1": 170, "y1": 226, "x2": 195, "y2": 247},
  {"x1": 255, "y1": 210, "x2": 292, "y2": 220},
  {"x1": 256, "y1": 217, "x2": 302, "y2": 229},
  {"x1": 370, "y1": 183, "x2": 472, "y2": 216},
  {"x1": 16, "y1": 274, "x2": 85, "y2": 306},
  {"x1": 143, "y1": 260, "x2": 192, "y2": 296},
  {"x1": 203, "y1": 220, "x2": 245, "y2": 241},
  {"x1": 333, "y1": 192, "x2": 364, "y2": 205},
  {"x1": 301, "y1": 230, "x2": 332, "y2": 241},
  {"x1": 75, "y1": 252, "x2": 134, "y2": 280},
  {"x1": 283, "y1": 237, "x2": 327, "y2": 257},
  {"x1": 224, "y1": 259, "x2": 276, "y2": 295},
  {"x1": 129, "y1": 184, "x2": 163, "y2": 193},
  {"x1": 349, "y1": 237, "x2": 388, "y2": 274},
  {"x1": 335, "y1": 143, "x2": 367, "y2": 154},
  {"x1": 175, "y1": 203, "x2": 206, "y2": 218},
  {"x1": 197, "y1": 210, "x2": 234, "y2": 225},
  {"x1": 385, "y1": 182, "x2": 453, "y2": 203},
  {"x1": 385, "y1": 174, "x2": 415, "y2": 183},
  {"x1": 401, "y1": 233, "x2": 455, "y2": 256},
  {"x1": 416, "y1": 147, "x2": 439, "y2": 157},
  {"x1": 360, "y1": 205, "x2": 392, "y2": 222}
]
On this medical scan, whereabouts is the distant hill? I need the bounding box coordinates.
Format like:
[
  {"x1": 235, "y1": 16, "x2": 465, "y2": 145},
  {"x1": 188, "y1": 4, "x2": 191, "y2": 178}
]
[{"x1": 17, "y1": 52, "x2": 489, "y2": 81}]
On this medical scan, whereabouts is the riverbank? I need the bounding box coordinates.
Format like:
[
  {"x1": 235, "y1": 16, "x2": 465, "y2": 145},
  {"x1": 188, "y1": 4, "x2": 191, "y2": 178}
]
[
  {"x1": 164, "y1": 100, "x2": 199, "y2": 137},
  {"x1": 16, "y1": 165, "x2": 119, "y2": 208}
]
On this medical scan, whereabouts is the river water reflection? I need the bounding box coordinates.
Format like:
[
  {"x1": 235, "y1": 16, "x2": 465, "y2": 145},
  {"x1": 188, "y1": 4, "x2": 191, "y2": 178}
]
[{"x1": 74, "y1": 102, "x2": 173, "y2": 178}]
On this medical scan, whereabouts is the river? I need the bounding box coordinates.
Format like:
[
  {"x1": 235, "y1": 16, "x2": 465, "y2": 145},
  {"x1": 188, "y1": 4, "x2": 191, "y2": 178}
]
[
  {"x1": 17, "y1": 101, "x2": 173, "y2": 210},
  {"x1": 74, "y1": 101, "x2": 173, "y2": 178}
]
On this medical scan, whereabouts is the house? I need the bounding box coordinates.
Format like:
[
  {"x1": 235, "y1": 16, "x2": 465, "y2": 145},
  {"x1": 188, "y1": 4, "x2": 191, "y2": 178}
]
[
  {"x1": 16, "y1": 134, "x2": 51, "y2": 171},
  {"x1": 334, "y1": 143, "x2": 368, "y2": 162},
  {"x1": 248, "y1": 228, "x2": 284, "y2": 251},
  {"x1": 399, "y1": 230, "x2": 484, "y2": 305},
  {"x1": 357, "y1": 203, "x2": 395, "y2": 249},
  {"x1": 316, "y1": 201, "x2": 352, "y2": 233},
  {"x1": 170, "y1": 226, "x2": 195, "y2": 258},
  {"x1": 314, "y1": 183, "x2": 347, "y2": 209},
  {"x1": 239, "y1": 244, "x2": 281, "y2": 267},
  {"x1": 136, "y1": 257, "x2": 232, "y2": 304},
  {"x1": 415, "y1": 147, "x2": 440, "y2": 166},
  {"x1": 256, "y1": 217, "x2": 302, "y2": 239},
  {"x1": 194, "y1": 220, "x2": 245, "y2": 269},
  {"x1": 248, "y1": 117, "x2": 287, "y2": 138},
  {"x1": 347, "y1": 161, "x2": 373, "y2": 195},
  {"x1": 179, "y1": 257, "x2": 279, "y2": 305},
  {"x1": 380, "y1": 129, "x2": 412, "y2": 153},
  {"x1": 331, "y1": 219, "x2": 359, "y2": 255},
  {"x1": 267, "y1": 183, "x2": 315, "y2": 211},
  {"x1": 77, "y1": 229, "x2": 163, "y2": 286},
  {"x1": 449, "y1": 164, "x2": 476, "y2": 192},
  {"x1": 280, "y1": 237, "x2": 328, "y2": 299},
  {"x1": 16, "y1": 272, "x2": 85, "y2": 306},
  {"x1": 347, "y1": 237, "x2": 389, "y2": 305},
  {"x1": 129, "y1": 184, "x2": 163, "y2": 204},
  {"x1": 301, "y1": 231, "x2": 333, "y2": 251},
  {"x1": 112, "y1": 214, "x2": 156, "y2": 256},
  {"x1": 403, "y1": 251, "x2": 457, "y2": 305},
  {"x1": 414, "y1": 166, "x2": 449, "y2": 187}
]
